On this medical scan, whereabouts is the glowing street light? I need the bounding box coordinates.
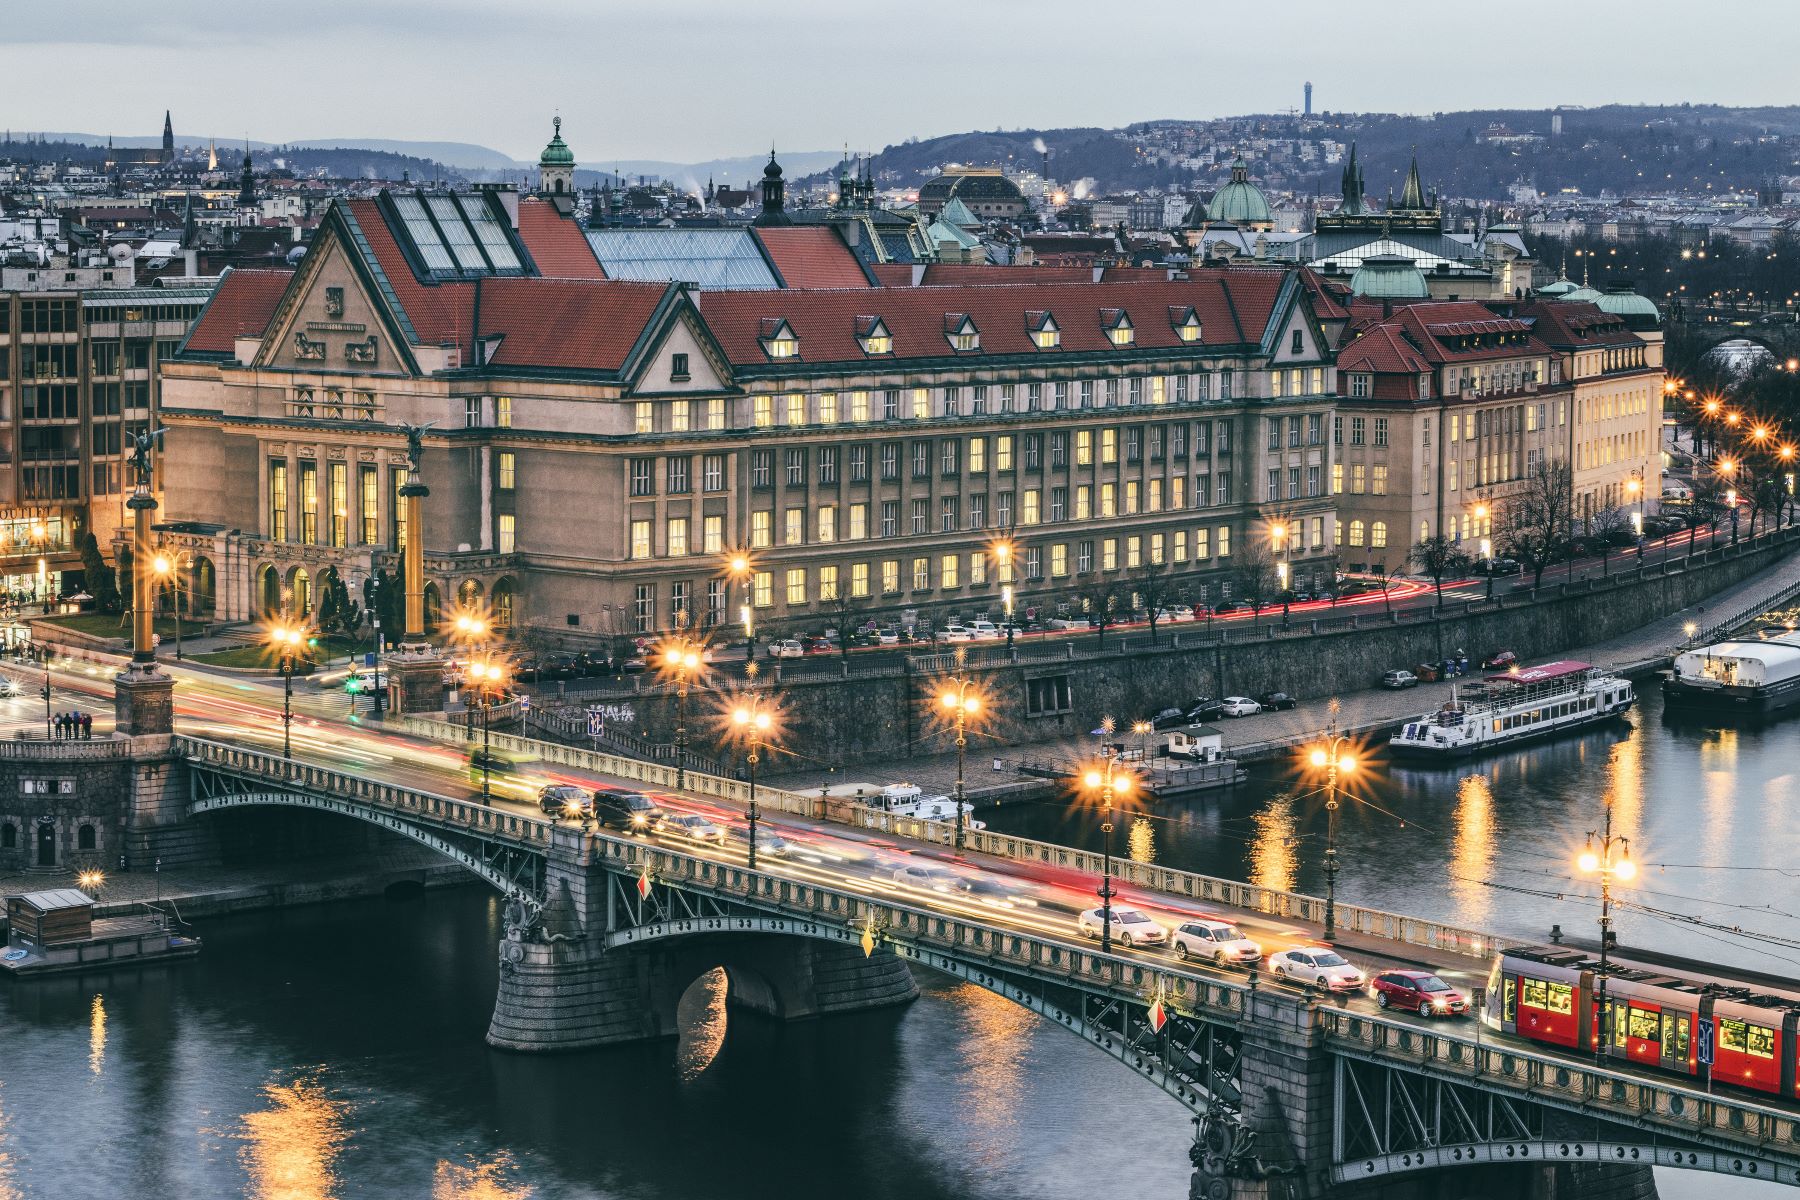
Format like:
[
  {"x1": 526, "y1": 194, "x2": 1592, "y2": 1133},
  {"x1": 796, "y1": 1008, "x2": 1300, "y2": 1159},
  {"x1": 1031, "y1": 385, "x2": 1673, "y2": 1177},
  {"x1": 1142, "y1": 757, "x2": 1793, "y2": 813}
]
[
  {"x1": 1304, "y1": 727, "x2": 1359, "y2": 941},
  {"x1": 267, "y1": 621, "x2": 308, "y2": 757},
  {"x1": 152, "y1": 551, "x2": 188, "y2": 660},
  {"x1": 659, "y1": 637, "x2": 707, "y2": 791},
  {"x1": 1076, "y1": 749, "x2": 1135, "y2": 953},
  {"x1": 467, "y1": 658, "x2": 508, "y2": 802},
  {"x1": 936, "y1": 676, "x2": 983, "y2": 850},
  {"x1": 727, "y1": 696, "x2": 779, "y2": 868},
  {"x1": 724, "y1": 550, "x2": 755, "y2": 660},
  {"x1": 1577, "y1": 809, "x2": 1635, "y2": 1063}
]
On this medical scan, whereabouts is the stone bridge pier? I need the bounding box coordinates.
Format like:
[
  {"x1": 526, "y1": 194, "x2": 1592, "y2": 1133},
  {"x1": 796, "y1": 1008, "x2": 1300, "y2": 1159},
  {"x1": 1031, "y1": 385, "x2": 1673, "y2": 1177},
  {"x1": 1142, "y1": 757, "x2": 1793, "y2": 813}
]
[{"x1": 486, "y1": 825, "x2": 918, "y2": 1052}]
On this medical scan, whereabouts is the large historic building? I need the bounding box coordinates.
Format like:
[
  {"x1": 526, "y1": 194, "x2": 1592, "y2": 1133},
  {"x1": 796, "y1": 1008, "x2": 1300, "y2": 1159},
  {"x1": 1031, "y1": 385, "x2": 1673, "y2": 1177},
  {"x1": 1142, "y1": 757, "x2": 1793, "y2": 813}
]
[{"x1": 157, "y1": 182, "x2": 1346, "y2": 642}]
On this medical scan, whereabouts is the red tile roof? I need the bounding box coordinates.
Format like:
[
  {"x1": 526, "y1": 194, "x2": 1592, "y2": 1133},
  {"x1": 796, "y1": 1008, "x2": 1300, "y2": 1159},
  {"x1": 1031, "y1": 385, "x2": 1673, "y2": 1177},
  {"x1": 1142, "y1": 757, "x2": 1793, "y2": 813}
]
[
  {"x1": 869, "y1": 263, "x2": 914, "y2": 286},
  {"x1": 916, "y1": 264, "x2": 1095, "y2": 286},
  {"x1": 476, "y1": 277, "x2": 670, "y2": 372},
  {"x1": 749, "y1": 226, "x2": 871, "y2": 288},
  {"x1": 696, "y1": 269, "x2": 1290, "y2": 367},
  {"x1": 183, "y1": 268, "x2": 295, "y2": 353},
  {"x1": 344, "y1": 197, "x2": 476, "y2": 352},
  {"x1": 517, "y1": 199, "x2": 606, "y2": 279}
]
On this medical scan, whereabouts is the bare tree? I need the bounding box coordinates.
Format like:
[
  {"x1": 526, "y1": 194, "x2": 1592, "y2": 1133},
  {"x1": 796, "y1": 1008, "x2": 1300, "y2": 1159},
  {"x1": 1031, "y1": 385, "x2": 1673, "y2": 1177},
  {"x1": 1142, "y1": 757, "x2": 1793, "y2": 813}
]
[
  {"x1": 1498, "y1": 457, "x2": 1575, "y2": 589},
  {"x1": 1407, "y1": 535, "x2": 1473, "y2": 606},
  {"x1": 1234, "y1": 539, "x2": 1280, "y2": 630},
  {"x1": 821, "y1": 584, "x2": 881, "y2": 660},
  {"x1": 1685, "y1": 472, "x2": 1727, "y2": 553},
  {"x1": 1076, "y1": 575, "x2": 1129, "y2": 648},
  {"x1": 1129, "y1": 556, "x2": 1179, "y2": 644},
  {"x1": 1588, "y1": 505, "x2": 1632, "y2": 576}
]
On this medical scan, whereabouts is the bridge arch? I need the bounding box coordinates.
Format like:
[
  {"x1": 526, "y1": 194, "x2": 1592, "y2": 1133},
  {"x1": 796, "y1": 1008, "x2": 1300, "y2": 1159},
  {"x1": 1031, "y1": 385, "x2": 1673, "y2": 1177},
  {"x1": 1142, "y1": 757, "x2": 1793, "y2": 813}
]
[{"x1": 1337, "y1": 1139, "x2": 1799, "y2": 1190}]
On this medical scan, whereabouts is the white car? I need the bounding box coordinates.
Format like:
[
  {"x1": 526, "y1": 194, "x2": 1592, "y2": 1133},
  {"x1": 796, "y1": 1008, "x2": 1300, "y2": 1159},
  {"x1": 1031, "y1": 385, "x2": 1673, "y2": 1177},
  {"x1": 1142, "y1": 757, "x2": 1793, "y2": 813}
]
[
  {"x1": 766, "y1": 639, "x2": 806, "y2": 659},
  {"x1": 1169, "y1": 605, "x2": 1196, "y2": 622},
  {"x1": 1172, "y1": 918, "x2": 1263, "y2": 965},
  {"x1": 1267, "y1": 947, "x2": 1365, "y2": 991},
  {"x1": 891, "y1": 863, "x2": 957, "y2": 892},
  {"x1": 665, "y1": 813, "x2": 725, "y2": 843},
  {"x1": 934, "y1": 625, "x2": 975, "y2": 643},
  {"x1": 1077, "y1": 905, "x2": 1167, "y2": 948},
  {"x1": 872, "y1": 628, "x2": 901, "y2": 645},
  {"x1": 1044, "y1": 617, "x2": 1082, "y2": 630},
  {"x1": 1220, "y1": 696, "x2": 1262, "y2": 717},
  {"x1": 967, "y1": 620, "x2": 1001, "y2": 639}
]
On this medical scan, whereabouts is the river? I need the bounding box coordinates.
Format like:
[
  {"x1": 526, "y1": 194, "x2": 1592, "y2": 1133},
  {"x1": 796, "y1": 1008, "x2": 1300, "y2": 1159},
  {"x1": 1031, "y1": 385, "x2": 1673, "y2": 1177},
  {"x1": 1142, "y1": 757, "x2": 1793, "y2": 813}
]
[{"x1": 0, "y1": 688, "x2": 1791, "y2": 1198}]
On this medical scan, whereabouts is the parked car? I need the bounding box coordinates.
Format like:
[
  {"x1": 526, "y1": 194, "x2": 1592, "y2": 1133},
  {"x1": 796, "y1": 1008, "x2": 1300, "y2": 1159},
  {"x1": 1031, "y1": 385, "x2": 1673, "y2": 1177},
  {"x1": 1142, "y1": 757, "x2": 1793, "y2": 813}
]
[
  {"x1": 967, "y1": 620, "x2": 1001, "y2": 639},
  {"x1": 1210, "y1": 601, "x2": 1243, "y2": 616},
  {"x1": 934, "y1": 625, "x2": 976, "y2": 643},
  {"x1": 1481, "y1": 649, "x2": 1518, "y2": 670},
  {"x1": 1076, "y1": 905, "x2": 1167, "y2": 948},
  {"x1": 873, "y1": 627, "x2": 901, "y2": 645},
  {"x1": 1371, "y1": 969, "x2": 1469, "y2": 1018},
  {"x1": 1220, "y1": 696, "x2": 1262, "y2": 717},
  {"x1": 1149, "y1": 707, "x2": 1191, "y2": 731},
  {"x1": 1267, "y1": 947, "x2": 1365, "y2": 991},
  {"x1": 1168, "y1": 604, "x2": 1197, "y2": 622},
  {"x1": 1044, "y1": 616, "x2": 1083, "y2": 630},
  {"x1": 766, "y1": 639, "x2": 806, "y2": 659},
  {"x1": 1474, "y1": 557, "x2": 1522, "y2": 576},
  {"x1": 1381, "y1": 669, "x2": 1419, "y2": 689},
  {"x1": 537, "y1": 784, "x2": 593, "y2": 817},
  {"x1": 595, "y1": 790, "x2": 664, "y2": 833},
  {"x1": 1172, "y1": 918, "x2": 1262, "y2": 965},
  {"x1": 1258, "y1": 692, "x2": 1298, "y2": 711},
  {"x1": 1185, "y1": 697, "x2": 1226, "y2": 723},
  {"x1": 664, "y1": 813, "x2": 725, "y2": 844}
]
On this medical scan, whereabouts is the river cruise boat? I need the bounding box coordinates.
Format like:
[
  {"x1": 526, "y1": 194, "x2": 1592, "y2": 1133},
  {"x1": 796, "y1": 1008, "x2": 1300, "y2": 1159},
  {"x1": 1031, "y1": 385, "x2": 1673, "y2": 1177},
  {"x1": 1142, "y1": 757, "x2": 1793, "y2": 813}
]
[
  {"x1": 1663, "y1": 629, "x2": 1800, "y2": 717},
  {"x1": 1388, "y1": 660, "x2": 1634, "y2": 759}
]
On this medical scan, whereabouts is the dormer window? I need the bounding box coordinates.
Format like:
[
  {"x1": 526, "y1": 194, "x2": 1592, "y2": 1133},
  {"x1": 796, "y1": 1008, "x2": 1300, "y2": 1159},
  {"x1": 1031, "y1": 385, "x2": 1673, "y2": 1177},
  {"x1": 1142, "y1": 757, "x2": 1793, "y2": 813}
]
[
  {"x1": 945, "y1": 313, "x2": 980, "y2": 353},
  {"x1": 1026, "y1": 311, "x2": 1060, "y2": 350},
  {"x1": 1169, "y1": 306, "x2": 1202, "y2": 343},
  {"x1": 1101, "y1": 309, "x2": 1135, "y2": 347},
  {"x1": 855, "y1": 315, "x2": 893, "y2": 357},
  {"x1": 760, "y1": 318, "x2": 798, "y2": 360}
]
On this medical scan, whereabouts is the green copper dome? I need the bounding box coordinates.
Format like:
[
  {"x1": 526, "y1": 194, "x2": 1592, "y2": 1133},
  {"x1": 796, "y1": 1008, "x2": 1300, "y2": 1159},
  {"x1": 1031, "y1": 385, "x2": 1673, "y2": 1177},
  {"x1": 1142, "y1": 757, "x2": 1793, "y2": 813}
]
[
  {"x1": 1350, "y1": 253, "x2": 1429, "y2": 300},
  {"x1": 1595, "y1": 281, "x2": 1660, "y2": 322},
  {"x1": 539, "y1": 116, "x2": 575, "y2": 167},
  {"x1": 1207, "y1": 156, "x2": 1272, "y2": 227}
]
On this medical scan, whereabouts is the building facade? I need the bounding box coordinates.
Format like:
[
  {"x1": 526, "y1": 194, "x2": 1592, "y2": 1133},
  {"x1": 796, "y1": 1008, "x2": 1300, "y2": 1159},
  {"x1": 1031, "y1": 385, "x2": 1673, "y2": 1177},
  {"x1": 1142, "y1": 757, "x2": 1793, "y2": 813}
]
[{"x1": 158, "y1": 188, "x2": 1344, "y2": 643}]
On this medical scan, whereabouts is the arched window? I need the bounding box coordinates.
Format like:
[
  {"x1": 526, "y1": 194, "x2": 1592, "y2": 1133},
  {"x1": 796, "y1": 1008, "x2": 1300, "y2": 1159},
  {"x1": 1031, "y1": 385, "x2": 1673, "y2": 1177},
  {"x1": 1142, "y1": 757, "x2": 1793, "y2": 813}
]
[
  {"x1": 291, "y1": 568, "x2": 312, "y2": 617},
  {"x1": 1419, "y1": 521, "x2": 1430, "y2": 544},
  {"x1": 77, "y1": 824, "x2": 96, "y2": 850},
  {"x1": 457, "y1": 579, "x2": 483, "y2": 608},
  {"x1": 1, "y1": 823, "x2": 14, "y2": 849},
  {"x1": 1348, "y1": 520, "x2": 1365, "y2": 547},
  {"x1": 1371, "y1": 521, "x2": 1388, "y2": 549},
  {"x1": 492, "y1": 577, "x2": 516, "y2": 628},
  {"x1": 259, "y1": 565, "x2": 281, "y2": 615}
]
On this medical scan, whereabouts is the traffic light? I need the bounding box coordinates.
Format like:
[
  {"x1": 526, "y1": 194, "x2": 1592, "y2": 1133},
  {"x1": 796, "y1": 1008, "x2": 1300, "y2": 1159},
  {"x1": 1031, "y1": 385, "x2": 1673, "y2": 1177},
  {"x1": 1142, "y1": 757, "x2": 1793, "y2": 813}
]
[{"x1": 345, "y1": 676, "x2": 364, "y2": 695}]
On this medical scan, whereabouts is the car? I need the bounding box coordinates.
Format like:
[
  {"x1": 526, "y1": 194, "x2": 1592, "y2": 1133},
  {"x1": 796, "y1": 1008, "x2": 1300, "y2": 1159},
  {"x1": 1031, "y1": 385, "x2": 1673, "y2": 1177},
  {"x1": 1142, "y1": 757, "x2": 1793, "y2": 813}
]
[
  {"x1": 1044, "y1": 616, "x2": 1083, "y2": 630},
  {"x1": 1258, "y1": 692, "x2": 1298, "y2": 711},
  {"x1": 1220, "y1": 696, "x2": 1261, "y2": 717},
  {"x1": 1149, "y1": 706, "x2": 1191, "y2": 731},
  {"x1": 1210, "y1": 601, "x2": 1243, "y2": 616},
  {"x1": 766, "y1": 639, "x2": 806, "y2": 659},
  {"x1": 891, "y1": 863, "x2": 957, "y2": 892},
  {"x1": 1381, "y1": 669, "x2": 1419, "y2": 689},
  {"x1": 619, "y1": 655, "x2": 648, "y2": 673},
  {"x1": 1268, "y1": 947, "x2": 1365, "y2": 991},
  {"x1": 1185, "y1": 697, "x2": 1226, "y2": 722},
  {"x1": 664, "y1": 813, "x2": 725, "y2": 843},
  {"x1": 967, "y1": 620, "x2": 1001, "y2": 639},
  {"x1": 1481, "y1": 649, "x2": 1518, "y2": 670},
  {"x1": 1290, "y1": 592, "x2": 1313, "y2": 604},
  {"x1": 1076, "y1": 905, "x2": 1167, "y2": 948},
  {"x1": 728, "y1": 827, "x2": 791, "y2": 857},
  {"x1": 1169, "y1": 604, "x2": 1197, "y2": 622},
  {"x1": 934, "y1": 625, "x2": 975, "y2": 643},
  {"x1": 872, "y1": 627, "x2": 901, "y2": 645},
  {"x1": 954, "y1": 877, "x2": 1034, "y2": 909},
  {"x1": 537, "y1": 784, "x2": 594, "y2": 817},
  {"x1": 1371, "y1": 969, "x2": 1469, "y2": 1018},
  {"x1": 1172, "y1": 918, "x2": 1263, "y2": 965},
  {"x1": 595, "y1": 790, "x2": 665, "y2": 833}
]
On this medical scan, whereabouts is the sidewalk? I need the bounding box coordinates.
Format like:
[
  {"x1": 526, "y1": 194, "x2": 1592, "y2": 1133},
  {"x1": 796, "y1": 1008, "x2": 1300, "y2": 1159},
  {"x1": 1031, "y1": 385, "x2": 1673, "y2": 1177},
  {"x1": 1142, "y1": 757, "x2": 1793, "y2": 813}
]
[{"x1": 778, "y1": 545, "x2": 1800, "y2": 798}]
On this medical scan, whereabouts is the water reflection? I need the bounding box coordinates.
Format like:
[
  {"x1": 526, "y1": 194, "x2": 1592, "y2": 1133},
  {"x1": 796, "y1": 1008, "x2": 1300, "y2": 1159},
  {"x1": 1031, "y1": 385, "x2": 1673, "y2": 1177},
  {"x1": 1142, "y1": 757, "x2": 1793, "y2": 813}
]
[
  {"x1": 0, "y1": 1083, "x2": 19, "y2": 1200},
  {"x1": 88, "y1": 993, "x2": 105, "y2": 1077},
  {"x1": 238, "y1": 1073, "x2": 350, "y2": 1200},
  {"x1": 432, "y1": 1153, "x2": 534, "y2": 1200},
  {"x1": 1248, "y1": 790, "x2": 1298, "y2": 892},
  {"x1": 1449, "y1": 775, "x2": 1495, "y2": 923},
  {"x1": 950, "y1": 982, "x2": 1033, "y2": 1171},
  {"x1": 1127, "y1": 815, "x2": 1156, "y2": 865},
  {"x1": 676, "y1": 967, "x2": 729, "y2": 1082}
]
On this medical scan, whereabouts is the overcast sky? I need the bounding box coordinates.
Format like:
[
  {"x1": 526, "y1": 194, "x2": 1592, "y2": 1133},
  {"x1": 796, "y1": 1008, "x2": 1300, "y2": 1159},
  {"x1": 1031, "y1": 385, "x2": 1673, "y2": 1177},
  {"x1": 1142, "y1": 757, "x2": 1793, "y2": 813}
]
[{"x1": 6, "y1": 1, "x2": 1794, "y2": 164}]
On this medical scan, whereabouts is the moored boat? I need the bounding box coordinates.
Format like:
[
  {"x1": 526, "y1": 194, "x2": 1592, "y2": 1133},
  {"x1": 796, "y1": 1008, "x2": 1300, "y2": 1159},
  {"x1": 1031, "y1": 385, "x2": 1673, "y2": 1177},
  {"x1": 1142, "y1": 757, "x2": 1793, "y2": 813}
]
[
  {"x1": 1388, "y1": 660, "x2": 1634, "y2": 759},
  {"x1": 1662, "y1": 629, "x2": 1800, "y2": 717}
]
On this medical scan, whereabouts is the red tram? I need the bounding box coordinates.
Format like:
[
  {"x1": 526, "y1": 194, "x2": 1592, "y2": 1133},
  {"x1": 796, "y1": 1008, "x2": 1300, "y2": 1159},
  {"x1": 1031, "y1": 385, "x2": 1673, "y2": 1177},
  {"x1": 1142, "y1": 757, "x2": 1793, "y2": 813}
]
[{"x1": 1485, "y1": 946, "x2": 1800, "y2": 1100}]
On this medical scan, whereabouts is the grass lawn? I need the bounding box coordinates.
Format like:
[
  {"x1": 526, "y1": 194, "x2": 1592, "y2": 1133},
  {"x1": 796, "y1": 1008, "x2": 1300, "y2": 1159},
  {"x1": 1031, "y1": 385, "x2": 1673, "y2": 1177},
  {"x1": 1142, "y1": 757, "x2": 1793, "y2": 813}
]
[
  {"x1": 193, "y1": 633, "x2": 371, "y2": 671},
  {"x1": 39, "y1": 612, "x2": 206, "y2": 640}
]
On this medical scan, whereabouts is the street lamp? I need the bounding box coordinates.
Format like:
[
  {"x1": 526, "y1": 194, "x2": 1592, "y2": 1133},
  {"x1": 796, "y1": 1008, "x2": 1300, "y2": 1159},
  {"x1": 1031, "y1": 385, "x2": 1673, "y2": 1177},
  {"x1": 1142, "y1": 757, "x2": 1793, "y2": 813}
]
[
  {"x1": 990, "y1": 538, "x2": 1016, "y2": 651},
  {"x1": 728, "y1": 695, "x2": 777, "y2": 868},
  {"x1": 152, "y1": 552, "x2": 187, "y2": 660},
  {"x1": 1271, "y1": 521, "x2": 1292, "y2": 626},
  {"x1": 660, "y1": 637, "x2": 706, "y2": 792},
  {"x1": 467, "y1": 658, "x2": 507, "y2": 802},
  {"x1": 1625, "y1": 476, "x2": 1644, "y2": 557},
  {"x1": 1304, "y1": 726, "x2": 1359, "y2": 942},
  {"x1": 1683, "y1": 621, "x2": 1699, "y2": 646},
  {"x1": 935, "y1": 676, "x2": 982, "y2": 850},
  {"x1": 28, "y1": 522, "x2": 46, "y2": 609},
  {"x1": 1576, "y1": 809, "x2": 1636, "y2": 1063},
  {"x1": 268, "y1": 621, "x2": 307, "y2": 758},
  {"x1": 724, "y1": 551, "x2": 754, "y2": 661},
  {"x1": 1473, "y1": 502, "x2": 1494, "y2": 599},
  {"x1": 1077, "y1": 749, "x2": 1135, "y2": 954}
]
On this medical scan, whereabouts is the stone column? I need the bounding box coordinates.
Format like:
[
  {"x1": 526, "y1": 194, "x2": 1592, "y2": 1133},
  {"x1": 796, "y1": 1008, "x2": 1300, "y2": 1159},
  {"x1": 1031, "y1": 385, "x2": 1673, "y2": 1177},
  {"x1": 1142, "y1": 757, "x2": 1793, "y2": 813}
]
[{"x1": 387, "y1": 472, "x2": 442, "y2": 714}]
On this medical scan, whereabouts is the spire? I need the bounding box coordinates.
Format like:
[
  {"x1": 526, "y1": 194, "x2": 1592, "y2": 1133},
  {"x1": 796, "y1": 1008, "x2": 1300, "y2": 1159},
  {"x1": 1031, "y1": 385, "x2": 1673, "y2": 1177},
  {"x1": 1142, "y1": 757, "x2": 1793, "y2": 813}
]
[
  {"x1": 1398, "y1": 149, "x2": 1427, "y2": 210},
  {"x1": 161, "y1": 109, "x2": 174, "y2": 164},
  {"x1": 207, "y1": 138, "x2": 217, "y2": 171},
  {"x1": 754, "y1": 148, "x2": 791, "y2": 227},
  {"x1": 1339, "y1": 142, "x2": 1366, "y2": 215},
  {"x1": 238, "y1": 139, "x2": 256, "y2": 206}
]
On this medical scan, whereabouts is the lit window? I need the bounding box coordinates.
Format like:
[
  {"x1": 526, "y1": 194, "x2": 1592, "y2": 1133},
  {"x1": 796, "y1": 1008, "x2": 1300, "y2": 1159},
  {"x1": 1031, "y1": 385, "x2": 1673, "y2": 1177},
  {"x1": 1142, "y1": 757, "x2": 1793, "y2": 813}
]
[
  {"x1": 495, "y1": 395, "x2": 512, "y2": 428},
  {"x1": 630, "y1": 519, "x2": 653, "y2": 560},
  {"x1": 667, "y1": 517, "x2": 689, "y2": 557},
  {"x1": 1178, "y1": 316, "x2": 1201, "y2": 342},
  {"x1": 912, "y1": 388, "x2": 930, "y2": 419},
  {"x1": 818, "y1": 392, "x2": 838, "y2": 424},
  {"x1": 1106, "y1": 317, "x2": 1135, "y2": 347},
  {"x1": 753, "y1": 396, "x2": 773, "y2": 428},
  {"x1": 785, "y1": 393, "x2": 805, "y2": 425},
  {"x1": 786, "y1": 568, "x2": 807, "y2": 606},
  {"x1": 497, "y1": 451, "x2": 516, "y2": 491},
  {"x1": 498, "y1": 514, "x2": 515, "y2": 554},
  {"x1": 941, "y1": 554, "x2": 960, "y2": 589},
  {"x1": 753, "y1": 571, "x2": 773, "y2": 608},
  {"x1": 750, "y1": 511, "x2": 771, "y2": 548}
]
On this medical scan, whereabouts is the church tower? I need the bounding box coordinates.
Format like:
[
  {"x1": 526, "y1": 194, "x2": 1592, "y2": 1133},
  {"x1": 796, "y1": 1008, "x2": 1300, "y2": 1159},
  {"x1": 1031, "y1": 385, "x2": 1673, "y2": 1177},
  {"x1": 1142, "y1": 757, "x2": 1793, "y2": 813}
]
[
  {"x1": 161, "y1": 110, "x2": 174, "y2": 164},
  {"x1": 753, "y1": 150, "x2": 791, "y2": 227},
  {"x1": 538, "y1": 116, "x2": 575, "y2": 196},
  {"x1": 237, "y1": 142, "x2": 256, "y2": 206}
]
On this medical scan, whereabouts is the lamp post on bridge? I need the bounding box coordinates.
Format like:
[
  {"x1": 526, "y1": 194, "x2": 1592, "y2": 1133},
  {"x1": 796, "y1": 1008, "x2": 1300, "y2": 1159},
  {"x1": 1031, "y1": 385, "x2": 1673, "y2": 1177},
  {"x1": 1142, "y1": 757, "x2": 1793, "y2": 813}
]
[
  {"x1": 1578, "y1": 807, "x2": 1635, "y2": 1064},
  {"x1": 935, "y1": 668, "x2": 983, "y2": 851},
  {"x1": 1304, "y1": 720, "x2": 1359, "y2": 943},
  {"x1": 660, "y1": 627, "x2": 706, "y2": 793},
  {"x1": 467, "y1": 657, "x2": 507, "y2": 803},
  {"x1": 268, "y1": 621, "x2": 307, "y2": 759},
  {"x1": 1078, "y1": 746, "x2": 1135, "y2": 954},
  {"x1": 727, "y1": 686, "x2": 778, "y2": 870}
]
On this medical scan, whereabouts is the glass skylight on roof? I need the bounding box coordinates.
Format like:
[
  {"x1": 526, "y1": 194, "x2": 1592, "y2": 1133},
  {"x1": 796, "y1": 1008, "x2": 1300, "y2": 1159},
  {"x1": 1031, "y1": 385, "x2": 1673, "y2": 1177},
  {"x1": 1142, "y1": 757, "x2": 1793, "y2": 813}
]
[
  {"x1": 459, "y1": 195, "x2": 521, "y2": 271},
  {"x1": 383, "y1": 190, "x2": 530, "y2": 280},
  {"x1": 428, "y1": 195, "x2": 487, "y2": 272},
  {"x1": 584, "y1": 229, "x2": 779, "y2": 290},
  {"x1": 392, "y1": 194, "x2": 457, "y2": 273}
]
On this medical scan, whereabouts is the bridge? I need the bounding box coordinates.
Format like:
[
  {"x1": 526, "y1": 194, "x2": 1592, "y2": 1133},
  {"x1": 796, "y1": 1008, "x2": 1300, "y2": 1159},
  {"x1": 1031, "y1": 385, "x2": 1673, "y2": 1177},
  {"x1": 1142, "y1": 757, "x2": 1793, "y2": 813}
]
[{"x1": 172, "y1": 731, "x2": 1800, "y2": 1200}]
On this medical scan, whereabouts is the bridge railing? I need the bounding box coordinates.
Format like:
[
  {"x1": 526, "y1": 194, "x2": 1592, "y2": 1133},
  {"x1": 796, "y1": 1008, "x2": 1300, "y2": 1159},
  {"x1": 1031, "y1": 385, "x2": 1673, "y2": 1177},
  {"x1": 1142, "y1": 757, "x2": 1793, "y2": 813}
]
[
  {"x1": 176, "y1": 735, "x2": 552, "y2": 850},
  {"x1": 1321, "y1": 1008, "x2": 1800, "y2": 1159},
  {"x1": 395, "y1": 715, "x2": 1502, "y2": 962}
]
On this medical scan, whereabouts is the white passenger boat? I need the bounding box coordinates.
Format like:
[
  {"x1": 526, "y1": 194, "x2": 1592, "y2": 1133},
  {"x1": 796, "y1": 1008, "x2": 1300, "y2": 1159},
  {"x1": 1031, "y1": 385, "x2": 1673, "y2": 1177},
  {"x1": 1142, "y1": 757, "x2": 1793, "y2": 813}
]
[
  {"x1": 1663, "y1": 629, "x2": 1800, "y2": 717},
  {"x1": 1388, "y1": 660, "x2": 1634, "y2": 759}
]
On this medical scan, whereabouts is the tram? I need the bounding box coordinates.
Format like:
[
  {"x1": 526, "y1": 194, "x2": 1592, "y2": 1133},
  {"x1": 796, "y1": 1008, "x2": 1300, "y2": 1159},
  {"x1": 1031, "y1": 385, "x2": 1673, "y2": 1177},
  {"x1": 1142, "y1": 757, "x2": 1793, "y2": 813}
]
[{"x1": 1484, "y1": 945, "x2": 1800, "y2": 1100}]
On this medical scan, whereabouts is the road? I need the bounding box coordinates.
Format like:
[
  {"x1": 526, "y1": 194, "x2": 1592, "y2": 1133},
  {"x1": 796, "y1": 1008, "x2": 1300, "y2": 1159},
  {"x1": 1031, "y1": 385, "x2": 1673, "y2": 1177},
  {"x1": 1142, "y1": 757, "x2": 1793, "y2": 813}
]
[{"x1": 7, "y1": 648, "x2": 1796, "y2": 1116}]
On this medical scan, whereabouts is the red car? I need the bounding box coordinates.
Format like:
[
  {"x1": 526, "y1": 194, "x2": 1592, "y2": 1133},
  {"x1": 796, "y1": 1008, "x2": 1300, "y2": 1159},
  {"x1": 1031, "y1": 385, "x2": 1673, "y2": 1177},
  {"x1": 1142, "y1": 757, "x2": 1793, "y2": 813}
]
[
  {"x1": 1372, "y1": 969, "x2": 1468, "y2": 1018},
  {"x1": 1481, "y1": 649, "x2": 1518, "y2": 670}
]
